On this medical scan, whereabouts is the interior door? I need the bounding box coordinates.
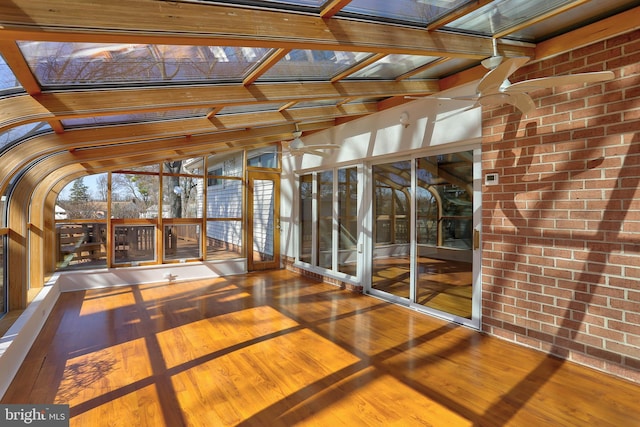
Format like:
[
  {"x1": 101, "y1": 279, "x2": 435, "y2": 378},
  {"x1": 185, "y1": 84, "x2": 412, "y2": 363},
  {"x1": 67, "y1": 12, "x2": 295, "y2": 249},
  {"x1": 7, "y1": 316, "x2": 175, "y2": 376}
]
[{"x1": 247, "y1": 171, "x2": 280, "y2": 271}]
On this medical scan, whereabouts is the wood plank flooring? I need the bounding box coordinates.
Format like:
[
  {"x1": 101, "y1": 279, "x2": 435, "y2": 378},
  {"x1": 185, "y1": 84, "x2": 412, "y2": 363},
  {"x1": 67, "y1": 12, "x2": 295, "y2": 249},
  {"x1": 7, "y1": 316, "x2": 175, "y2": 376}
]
[{"x1": 3, "y1": 269, "x2": 640, "y2": 426}]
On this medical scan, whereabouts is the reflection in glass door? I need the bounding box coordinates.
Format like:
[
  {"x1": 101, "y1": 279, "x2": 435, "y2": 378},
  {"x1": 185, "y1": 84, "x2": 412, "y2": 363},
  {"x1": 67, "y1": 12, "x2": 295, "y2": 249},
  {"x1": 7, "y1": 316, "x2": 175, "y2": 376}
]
[
  {"x1": 371, "y1": 161, "x2": 412, "y2": 302},
  {"x1": 370, "y1": 151, "x2": 476, "y2": 323},
  {"x1": 415, "y1": 152, "x2": 473, "y2": 319},
  {"x1": 247, "y1": 172, "x2": 280, "y2": 271}
]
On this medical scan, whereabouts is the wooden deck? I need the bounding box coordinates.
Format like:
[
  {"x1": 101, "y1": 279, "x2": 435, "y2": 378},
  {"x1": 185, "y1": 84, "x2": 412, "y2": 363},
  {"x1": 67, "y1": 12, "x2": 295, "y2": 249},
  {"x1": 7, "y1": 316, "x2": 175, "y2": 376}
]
[{"x1": 3, "y1": 269, "x2": 640, "y2": 426}]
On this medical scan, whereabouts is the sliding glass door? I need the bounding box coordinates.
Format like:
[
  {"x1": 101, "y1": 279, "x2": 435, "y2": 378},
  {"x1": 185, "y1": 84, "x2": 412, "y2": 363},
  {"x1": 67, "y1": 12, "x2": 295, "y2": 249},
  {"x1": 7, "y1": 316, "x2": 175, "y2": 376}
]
[{"x1": 369, "y1": 149, "x2": 479, "y2": 327}]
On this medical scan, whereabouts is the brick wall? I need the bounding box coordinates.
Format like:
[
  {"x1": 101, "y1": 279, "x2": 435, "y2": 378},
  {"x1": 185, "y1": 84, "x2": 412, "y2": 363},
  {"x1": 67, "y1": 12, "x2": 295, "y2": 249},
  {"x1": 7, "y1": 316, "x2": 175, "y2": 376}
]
[{"x1": 481, "y1": 30, "x2": 640, "y2": 382}]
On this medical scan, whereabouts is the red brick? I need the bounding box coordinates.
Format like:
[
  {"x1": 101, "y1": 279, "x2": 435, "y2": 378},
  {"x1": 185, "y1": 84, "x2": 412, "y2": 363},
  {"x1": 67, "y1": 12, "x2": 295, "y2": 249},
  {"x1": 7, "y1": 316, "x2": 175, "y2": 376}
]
[{"x1": 588, "y1": 325, "x2": 625, "y2": 341}]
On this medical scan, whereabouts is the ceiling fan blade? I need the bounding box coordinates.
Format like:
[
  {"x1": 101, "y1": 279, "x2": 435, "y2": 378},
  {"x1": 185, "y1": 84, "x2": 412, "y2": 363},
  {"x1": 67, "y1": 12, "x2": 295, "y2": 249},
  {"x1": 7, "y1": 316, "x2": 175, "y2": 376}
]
[
  {"x1": 508, "y1": 93, "x2": 536, "y2": 115},
  {"x1": 477, "y1": 56, "x2": 530, "y2": 95},
  {"x1": 505, "y1": 71, "x2": 615, "y2": 93},
  {"x1": 477, "y1": 92, "x2": 535, "y2": 115}
]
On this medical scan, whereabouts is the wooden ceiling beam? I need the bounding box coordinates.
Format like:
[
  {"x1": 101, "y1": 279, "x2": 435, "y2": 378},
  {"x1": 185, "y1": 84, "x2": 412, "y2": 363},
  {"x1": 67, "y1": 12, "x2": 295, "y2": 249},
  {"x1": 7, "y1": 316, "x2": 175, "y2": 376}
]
[
  {"x1": 535, "y1": 5, "x2": 640, "y2": 60},
  {"x1": 35, "y1": 119, "x2": 333, "y2": 176},
  {"x1": 35, "y1": 80, "x2": 439, "y2": 114},
  {"x1": 0, "y1": 80, "x2": 436, "y2": 132},
  {"x1": 243, "y1": 48, "x2": 291, "y2": 86},
  {"x1": 0, "y1": 39, "x2": 41, "y2": 95},
  {"x1": 0, "y1": 114, "x2": 342, "y2": 193},
  {"x1": 331, "y1": 53, "x2": 387, "y2": 83},
  {"x1": 0, "y1": 0, "x2": 527, "y2": 59}
]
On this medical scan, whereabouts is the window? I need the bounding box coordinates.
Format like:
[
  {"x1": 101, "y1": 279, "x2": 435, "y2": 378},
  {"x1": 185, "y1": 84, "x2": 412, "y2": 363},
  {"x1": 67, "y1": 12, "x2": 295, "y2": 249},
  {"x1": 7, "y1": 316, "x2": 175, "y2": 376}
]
[
  {"x1": 164, "y1": 224, "x2": 202, "y2": 261},
  {"x1": 51, "y1": 148, "x2": 259, "y2": 269},
  {"x1": 337, "y1": 167, "x2": 358, "y2": 275},
  {"x1": 206, "y1": 152, "x2": 244, "y2": 260},
  {"x1": 56, "y1": 175, "x2": 108, "y2": 269},
  {"x1": 297, "y1": 167, "x2": 359, "y2": 278},
  {"x1": 317, "y1": 171, "x2": 333, "y2": 269},
  {"x1": 0, "y1": 233, "x2": 5, "y2": 317},
  {"x1": 299, "y1": 174, "x2": 313, "y2": 264}
]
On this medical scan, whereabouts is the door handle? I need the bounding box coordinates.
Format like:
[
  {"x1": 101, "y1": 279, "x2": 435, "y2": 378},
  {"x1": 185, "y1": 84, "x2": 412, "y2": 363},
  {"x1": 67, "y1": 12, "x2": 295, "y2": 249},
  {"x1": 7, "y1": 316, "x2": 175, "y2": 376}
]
[{"x1": 473, "y1": 228, "x2": 480, "y2": 250}]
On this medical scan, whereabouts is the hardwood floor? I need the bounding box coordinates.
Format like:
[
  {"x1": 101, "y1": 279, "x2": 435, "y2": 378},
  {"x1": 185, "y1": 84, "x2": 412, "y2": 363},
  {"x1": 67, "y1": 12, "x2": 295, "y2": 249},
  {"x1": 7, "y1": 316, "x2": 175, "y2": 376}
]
[{"x1": 3, "y1": 269, "x2": 640, "y2": 426}]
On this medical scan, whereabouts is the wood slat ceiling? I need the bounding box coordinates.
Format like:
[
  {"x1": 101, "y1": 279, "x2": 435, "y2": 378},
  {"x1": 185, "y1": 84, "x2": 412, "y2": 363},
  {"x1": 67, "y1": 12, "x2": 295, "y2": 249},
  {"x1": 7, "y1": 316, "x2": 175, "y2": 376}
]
[{"x1": 0, "y1": 0, "x2": 638, "y2": 190}]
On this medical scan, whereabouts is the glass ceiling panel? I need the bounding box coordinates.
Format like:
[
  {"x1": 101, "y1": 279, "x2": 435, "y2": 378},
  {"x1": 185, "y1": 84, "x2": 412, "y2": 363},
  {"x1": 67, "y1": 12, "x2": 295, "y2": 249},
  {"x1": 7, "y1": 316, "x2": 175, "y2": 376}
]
[
  {"x1": 444, "y1": 0, "x2": 578, "y2": 39},
  {"x1": 348, "y1": 54, "x2": 440, "y2": 80},
  {"x1": 213, "y1": 0, "x2": 327, "y2": 7},
  {"x1": 258, "y1": 49, "x2": 372, "y2": 81},
  {"x1": 293, "y1": 99, "x2": 339, "y2": 108},
  {"x1": 17, "y1": 42, "x2": 272, "y2": 86},
  {"x1": 409, "y1": 57, "x2": 478, "y2": 79},
  {"x1": 339, "y1": 0, "x2": 473, "y2": 26},
  {"x1": 0, "y1": 122, "x2": 51, "y2": 152},
  {"x1": 0, "y1": 53, "x2": 23, "y2": 94},
  {"x1": 506, "y1": 0, "x2": 640, "y2": 42},
  {"x1": 217, "y1": 103, "x2": 283, "y2": 115},
  {"x1": 61, "y1": 109, "x2": 209, "y2": 128}
]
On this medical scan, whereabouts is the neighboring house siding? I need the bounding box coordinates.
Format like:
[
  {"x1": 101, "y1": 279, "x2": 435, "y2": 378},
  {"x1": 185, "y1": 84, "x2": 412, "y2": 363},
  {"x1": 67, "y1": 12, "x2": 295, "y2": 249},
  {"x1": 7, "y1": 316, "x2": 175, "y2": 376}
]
[
  {"x1": 206, "y1": 179, "x2": 242, "y2": 247},
  {"x1": 481, "y1": 30, "x2": 640, "y2": 382},
  {"x1": 252, "y1": 179, "x2": 274, "y2": 257}
]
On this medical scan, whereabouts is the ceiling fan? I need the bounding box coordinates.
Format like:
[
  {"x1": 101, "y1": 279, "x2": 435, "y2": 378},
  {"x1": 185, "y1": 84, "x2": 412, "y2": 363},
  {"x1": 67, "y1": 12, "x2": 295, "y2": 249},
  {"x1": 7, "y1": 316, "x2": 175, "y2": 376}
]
[
  {"x1": 283, "y1": 127, "x2": 340, "y2": 158},
  {"x1": 440, "y1": 39, "x2": 615, "y2": 116}
]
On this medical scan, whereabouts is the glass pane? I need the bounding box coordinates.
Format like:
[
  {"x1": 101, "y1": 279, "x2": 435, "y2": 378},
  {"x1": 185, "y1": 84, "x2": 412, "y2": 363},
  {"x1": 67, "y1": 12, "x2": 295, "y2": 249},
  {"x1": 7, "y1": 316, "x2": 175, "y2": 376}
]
[
  {"x1": 164, "y1": 224, "x2": 201, "y2": 261},
  {"x1": 114, "y1": 164, "x2": 159, "y2": 173},
  {"x1": 0, "y1": 193, "x2": 5, "y2": 226},
  {"x1": 259, "y1": 49, "x2": 372, "y2": 81},
  {"x1": 216, "y1": 0, "x2": 328, "y2": 7},
  {"x1": 218, "y1": 103, "x2": 283, "y2": 115},
  {"x1": 247, "y1": 146, "x2": 279, "y2": 169},
  {"x1": 299, "y1": 174, "x2": 313, "y2": 264},
  {"x1": 61, "y1": 109, "x2": 208, "y2": 128},
  {"x1": 408, "y1": 58, "x2": 478, "y2": 80},
  {"x1": 111, "y1": 173, "x2": 160, "y2": 219},
  {"x1": 56, "y1": 222, "x2": 107, "y2": 270},
  {"x1": 163, "y1": 175, "x2": 203, "y2": 218},
  {"x1": 338, "y1": 167, "x2": 357, "y2": 276},
  {"x1": 372, "y1": 161, "x2": 411, "y2": 299},
  {"x1": 0, "y1": 122, "x2": 51, "y2": 151},
  {"x1": 340, "y1": 0, "x2": 472, "y2": 26},
  {"x1": 348, "y1": 54, "x2": 439, "y2": 80},
  {"x1": 0, "y1": 235, "x2": 5, "y2": 316},
  {"x1": 445, "y1": 0, "x2": 576, "y2": 37},
  {"x1": 506, "y1": 0, "x2": 639, "y2": 43},
  {"x1": 0, "y1": 53, "x2": 23, "y2": 93},
  {"x1": 206, "y1": 220, "x2": 242, "y2": 260},
  {"x1": 416, "y1": 186, "x2": 437, "y2": 245},
  {"x1": 163, "y1": 157, "x2": 204, "y2": 176},
  {"x1": 56, "y1": 175, "x2": 108, "y2": 220},
  {"x1": 18, "y1": 42, "x2": 271, "y2": 86},
  {"x1": 206, "y1": 179, "x2": 242, "y2": 219},
  {"x1": 252, "y1": 179, "x2": 275, "y2": 263},
  {"x1": 207, "y1": 152, "x2": 243, "y2": 178},
  {"x1": 317, "y1": 171, "x2": 333, "y2": 269},
  {"x1": 113, "y1": 225, "x2": 156, "y2": 264},
  {"x1": 415, "y1": 151, "x2": 473, "y2": 319}
]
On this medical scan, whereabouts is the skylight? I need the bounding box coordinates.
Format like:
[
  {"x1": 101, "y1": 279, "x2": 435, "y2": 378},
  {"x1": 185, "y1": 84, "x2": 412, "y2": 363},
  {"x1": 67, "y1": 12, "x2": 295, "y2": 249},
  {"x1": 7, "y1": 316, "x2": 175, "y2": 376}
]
[
  {"x1": 0, "y1": 53, "x2": 23, "y2": 94},
  {"x1": 339, "y1": 0, "x2": 473, "y2": 26},
  {"x1": 17, "y1": 42, "x2": 272, "y2": 86}
]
